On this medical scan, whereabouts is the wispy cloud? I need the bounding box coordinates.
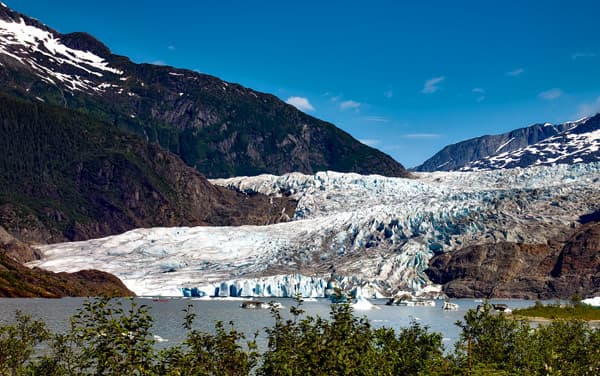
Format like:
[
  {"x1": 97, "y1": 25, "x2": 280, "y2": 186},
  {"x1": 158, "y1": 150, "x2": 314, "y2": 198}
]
[
  {"x1": 361, "y1": 116, "x2": 389, "y2": 123},
  {"x1": 358, "y1": 139, "x2": 381, "y2": 147},
  {"x1": 168, "y1": 45, "x2": 176, "y2": 51},
  {"x1": 505, "y1": 68, "x2": 524, "y2": 77},
  {"x1": 400, "y1": 133, "x2": 442, "y2": 139},
  {"x1": 340, "y1": 100, "x2": 361, "y2": 110},
  {"x1": 286, "y1": 96, "x2": 315, "y2": 112},
  {"x1": 151, "y1": 60, "x2": 166, "y2": 66},
  {"x1": 571, "y1": 52, "x2": 596, "y2": 60},
  {"x1": 384, "y1": 89, "x2": 394, "y2": 98},
  {"x1": 472, "y1": 87, "x2": 485, "y2": 102},
  {"x1": 538, "y1": 88, "x2": 563, "y2": 100},
  {"x1": 421, "y1": 76, "x2": 445, "y2": 94},
  {"x1": 577, "y1": 96, "x2": 600, "y2": 118}
]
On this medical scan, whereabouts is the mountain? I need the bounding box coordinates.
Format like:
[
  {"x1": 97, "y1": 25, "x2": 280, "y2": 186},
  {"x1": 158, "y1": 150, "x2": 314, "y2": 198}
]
[
  {"x1": 0, "y1": 227, "x2": 133, "y2": 297},
  {"x1": 415, "y1": 120, "x2": 577, "y2": 171},
  {"x1": 425, "y1": 220, "x2": 600, "y2": 299},
  {"x1": 0, "y1": 3, "x2": 407, "y2": 178},
  {"x1": 0, "y1": 93, "x2": 296, "y2": 243},
  {"x1": 31, "y1": 163, "x2": 600, "y2": 298},
  {"x1": 460, "y1": 114, "x2": 600, "y2": 171}
]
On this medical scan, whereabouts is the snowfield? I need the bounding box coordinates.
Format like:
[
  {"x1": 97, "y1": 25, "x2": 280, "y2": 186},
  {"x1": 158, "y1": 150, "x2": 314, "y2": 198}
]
[
  {"x1": 30, "y1": 163, "x2": 600, "y2": 297},
  {"x1": 0, "y1": 15, "x2": 122, "y2": 93}
]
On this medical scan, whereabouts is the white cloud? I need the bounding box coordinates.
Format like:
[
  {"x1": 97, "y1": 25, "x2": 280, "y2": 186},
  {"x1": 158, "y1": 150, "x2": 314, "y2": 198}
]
[
  {"x1": 472, "y1": 88, "x2": 485, "y2": 102},
  {"x1": 400, "y1": 133, "x2": 442, "y2": 139},
  {"x1": 331, "y1": 95, "x2": 341, "y2": 103},
  {"x1": 361, "y1": 116, "x2": 389, "y2": 123},
  {"x1": 358, "y1": 139, "x2": 381, "y2": 147},
  {"x1": 505, "y1": 68, "x2": 524, "y2": 77},
  {"x1": 571, "y1": 52, "x2": 596, "y2": 60},
  {"x1": 384, "y1": 89, "x2": 394, "y2": 98},
  {"x1": 538, "y1": 88, "x2": 563, "y2": 100},
  {"x1": 151, "y1": 60, "x2": 166, "y2": 66},
  {"x1": 168, "y1": 45, "x2": 176, "y2": 51},
  {"x1": 285, "y1": 96, "x2": 315, "y2": 112},
  {"x1": 340, "y1": 100, "x2": 361, "y2": 110},
  {"x1": 421, "y1": 76, "x2": 445, "y2": 94},
  {"x1": 577, "y1": 96, "x2": 600, "y2": 118}
]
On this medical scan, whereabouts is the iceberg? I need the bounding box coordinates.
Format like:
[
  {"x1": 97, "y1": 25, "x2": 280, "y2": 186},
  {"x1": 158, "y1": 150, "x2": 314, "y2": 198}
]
[{"x1": 582, "y1": 296, "x2": 600, "y2": 307}]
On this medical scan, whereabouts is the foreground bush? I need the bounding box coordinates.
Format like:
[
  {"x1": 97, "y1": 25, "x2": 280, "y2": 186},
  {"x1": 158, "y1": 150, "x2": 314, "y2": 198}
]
[
  {"x1": 450, "y1": 303, "x2": 600, "y2": 375},
  {"x1": 0, "y1": 299, "x2": 599, "y2": 375}
]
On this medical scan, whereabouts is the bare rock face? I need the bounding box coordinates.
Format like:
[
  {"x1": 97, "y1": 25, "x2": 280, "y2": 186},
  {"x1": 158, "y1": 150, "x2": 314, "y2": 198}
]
[
  {"x1": 426, "y1": 222, "x2": 600, "y2": 299},
  {"x1": 0, "y1": 234, "x2": 133, "y2": 297},
  {"x1": 0, "y1": 226, "x2": 42, "y2": 263}
]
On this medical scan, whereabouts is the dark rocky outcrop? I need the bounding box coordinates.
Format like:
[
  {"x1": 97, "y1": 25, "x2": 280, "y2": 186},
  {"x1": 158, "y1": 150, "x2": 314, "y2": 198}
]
[
  {"x1": 426, "y1": 222, "x2": 600, "y2": 299},
  {"x1": 0, "y1": 227, "x2": 133, "y2": 297}
]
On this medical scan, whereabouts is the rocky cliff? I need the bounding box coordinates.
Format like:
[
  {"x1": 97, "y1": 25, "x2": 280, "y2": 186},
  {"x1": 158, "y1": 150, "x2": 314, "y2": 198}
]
[
  {"x1": 0, "y1": 227, "x2": 133, "y2": 297},
  {"x1": 425, "y1": 219, "x2": 600, "y2": 299}
]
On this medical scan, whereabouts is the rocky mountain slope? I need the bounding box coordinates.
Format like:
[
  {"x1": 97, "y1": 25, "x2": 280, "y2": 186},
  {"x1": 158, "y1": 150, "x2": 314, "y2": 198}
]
[
  {"x1": 425, "y1": 219, "x2": 600, "y2": 299},
  {"x1": 461, "y1": 114, "x2": 600, "y2": 171},
  {"x1": 30, "y1": 163, "x2": 600, "y2": 298},
  {"x1": 0, "y1": 227, "x2": 133, "y2": 297},
  {"x1": 415, "y1": 119, "x2": 580, "y2": 171},
  {"x1": 0, "y1": 93, "x2": 296, "y2": 243},
  {"x1": 0, "y1": 3, "x2": 407, "y2": 178}
]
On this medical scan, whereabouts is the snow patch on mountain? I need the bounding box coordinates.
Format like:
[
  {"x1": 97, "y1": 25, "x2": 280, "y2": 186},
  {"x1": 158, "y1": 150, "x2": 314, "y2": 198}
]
[
  {"x1": 461, "y1": 117, "x2": 600, "y2": 171},
  {"x1": 0, "y1": 16, "x2": 122, "y2": 93}
]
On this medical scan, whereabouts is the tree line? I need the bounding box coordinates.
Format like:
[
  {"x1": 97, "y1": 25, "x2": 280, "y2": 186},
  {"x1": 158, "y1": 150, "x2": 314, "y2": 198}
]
[{"x1": 0, "y1": 297, "x2": 599, "y2": 375}]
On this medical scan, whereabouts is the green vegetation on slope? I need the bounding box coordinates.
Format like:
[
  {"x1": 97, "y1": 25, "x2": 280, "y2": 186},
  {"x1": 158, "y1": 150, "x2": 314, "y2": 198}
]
[
  {"x1": 513, "y1": 299, "x2": 600, "y2": 321},
  {"x1": 0, "y1": 93, "x2": 297, "y2": 243}
]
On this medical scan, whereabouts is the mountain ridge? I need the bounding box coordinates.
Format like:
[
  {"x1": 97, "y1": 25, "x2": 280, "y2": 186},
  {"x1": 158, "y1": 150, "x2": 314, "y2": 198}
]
[
  {"x1": 0, "y1": 3, "x2": 408, "y2": 178},
  {"x1": 460, "y1": 114, "x2": 600, "y2": 171},
  {"x1": 415, "y1": 120, "x2": 576, "y2": 171}
]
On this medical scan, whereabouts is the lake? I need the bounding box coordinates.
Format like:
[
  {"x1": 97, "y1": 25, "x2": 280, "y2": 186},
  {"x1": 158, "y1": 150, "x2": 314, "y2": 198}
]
[{"x1": 0, "y1": 297, "x2": 544, "y2": 351}]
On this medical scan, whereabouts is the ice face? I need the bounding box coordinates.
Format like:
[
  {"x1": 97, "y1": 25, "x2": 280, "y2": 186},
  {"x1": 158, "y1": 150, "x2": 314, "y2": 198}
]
[{"x1": 30, "y1": 163, "x2": 600, "y2": 297}]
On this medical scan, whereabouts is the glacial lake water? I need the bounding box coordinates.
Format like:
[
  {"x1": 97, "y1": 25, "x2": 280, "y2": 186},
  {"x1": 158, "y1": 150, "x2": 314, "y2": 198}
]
[{"x1": 0, "y1": 298, "x2": 545, "y2": 351}]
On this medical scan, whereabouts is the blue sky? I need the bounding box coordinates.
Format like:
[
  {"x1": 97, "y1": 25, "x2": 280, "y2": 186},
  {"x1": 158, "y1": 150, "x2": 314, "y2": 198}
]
[{"x1": 8, "y1": 0, "x2": 600, "y2": 167}]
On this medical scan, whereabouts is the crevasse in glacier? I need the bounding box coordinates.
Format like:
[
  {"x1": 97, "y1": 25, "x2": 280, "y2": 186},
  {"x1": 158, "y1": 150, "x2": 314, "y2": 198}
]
[{"x1": 30, "y1": 162, "x2": 600, "y2": 297}]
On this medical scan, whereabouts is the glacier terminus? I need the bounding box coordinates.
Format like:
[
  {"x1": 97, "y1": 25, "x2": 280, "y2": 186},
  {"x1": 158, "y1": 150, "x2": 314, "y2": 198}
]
[{"x1": 28, "y1": 162, "x2": 600, "y2": 298}]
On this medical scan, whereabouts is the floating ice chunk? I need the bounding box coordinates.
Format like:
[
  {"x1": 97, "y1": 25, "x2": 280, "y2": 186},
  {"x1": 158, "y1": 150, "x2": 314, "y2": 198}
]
[
  {"x1": 352, "y1": 296, "x2": 377, "y2": 310},
  {"x1": 582, "y1": 296, "x2": 600, "y2": 307}
]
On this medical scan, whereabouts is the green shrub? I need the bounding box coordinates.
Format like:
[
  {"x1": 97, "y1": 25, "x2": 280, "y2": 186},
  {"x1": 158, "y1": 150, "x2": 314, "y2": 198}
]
[{"x1": 0, "y1": 298, "x2": 598, "y2": 375}]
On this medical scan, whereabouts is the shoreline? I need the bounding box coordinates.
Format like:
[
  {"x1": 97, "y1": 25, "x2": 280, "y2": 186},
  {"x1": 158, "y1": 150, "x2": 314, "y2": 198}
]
[{"x1": 511, "y1": 314, "x2": 600, "y2": 327}]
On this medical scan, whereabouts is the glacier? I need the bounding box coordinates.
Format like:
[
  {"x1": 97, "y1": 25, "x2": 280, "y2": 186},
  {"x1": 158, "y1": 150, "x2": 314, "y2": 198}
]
[{"x1": 29, "y1": 162, "x2": 600, "y2": 297}]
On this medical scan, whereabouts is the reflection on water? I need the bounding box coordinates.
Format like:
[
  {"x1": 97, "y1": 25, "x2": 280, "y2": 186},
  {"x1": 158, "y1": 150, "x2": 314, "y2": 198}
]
[{"x1": 0, "y1": 297, "x2": 542, "y2": 350}]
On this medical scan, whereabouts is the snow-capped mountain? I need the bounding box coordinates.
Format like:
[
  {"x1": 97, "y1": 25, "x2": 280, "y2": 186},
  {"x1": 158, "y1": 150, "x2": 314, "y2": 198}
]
[
  {"x1": 461, "y1": 114, "x2": 600, "y2": 171},
  {"x1": 0, "y1": 3, "x2": 123, "y2": 93},
  {"x1": 29, "y1": 163, "x2": 600, "y2": 297},
  {"x1": 415, "y1": 118, "x2": 598, "y2": 172},
  {"x1": 0, "y1": 3, "x2": 406, "y2": 179},
  {"x1": 415, "y1": 120, "x2": 573, "y2": 172}
]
